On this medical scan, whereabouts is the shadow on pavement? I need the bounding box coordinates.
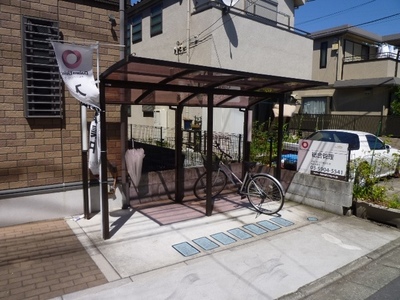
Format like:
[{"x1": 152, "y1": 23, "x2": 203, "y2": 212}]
[{"x1": 109, "y1": 209, "x2": 135, "y2": 238}]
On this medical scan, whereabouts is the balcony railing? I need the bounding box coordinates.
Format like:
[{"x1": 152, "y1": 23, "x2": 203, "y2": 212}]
[{"x1": 344, "y1": 52, "x2": 400, "y2": 63}]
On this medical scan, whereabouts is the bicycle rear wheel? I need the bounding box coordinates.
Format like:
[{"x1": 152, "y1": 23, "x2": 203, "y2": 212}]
[
  {"x1": 246, "y1": 174, "x2": 284, "y2": 214},
  {"x1": 193, "y1": 170, "x2": 227, "y2": 200}
]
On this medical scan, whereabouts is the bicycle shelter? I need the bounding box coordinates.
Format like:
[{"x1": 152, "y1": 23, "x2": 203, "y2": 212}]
[{"x1": 98, "y1": 56, "x2": 326, "y2": 239}]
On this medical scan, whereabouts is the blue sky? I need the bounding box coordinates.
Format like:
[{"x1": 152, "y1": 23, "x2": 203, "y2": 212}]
[{"x1": 294, "y1": 0, "x2": 400, "y2": 36}]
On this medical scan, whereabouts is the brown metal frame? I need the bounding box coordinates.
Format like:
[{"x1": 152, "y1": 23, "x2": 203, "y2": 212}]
[{"x1": 98, "y1": 56, "x2": 326, "y2": 239}]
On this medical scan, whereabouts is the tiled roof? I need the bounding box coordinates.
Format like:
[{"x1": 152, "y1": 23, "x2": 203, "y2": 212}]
[
  {"x1": 334, "y1": 77, "x2": 400, "y2": 88},
  {"x1": 383, "y1": 33, "x2": 400, "y2": 46},
  {"x1": 310, "y1": 25, "x2": 383, "y2": 42}
]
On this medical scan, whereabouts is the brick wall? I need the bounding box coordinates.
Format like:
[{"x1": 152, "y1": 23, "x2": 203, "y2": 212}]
[{"x1": 0, "y1": 0, "x2": 123, "y2": 192}]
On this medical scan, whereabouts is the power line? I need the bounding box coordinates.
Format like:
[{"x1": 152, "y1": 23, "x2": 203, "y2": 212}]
[
  {"x1": 360, "y1": 16, "x2": 400, "y2": 26},
  {"x1": 355, "y1": 12, "x2": 400, "y2": 31},
  {"x1": 297, "y1": 0, "x2": 376, "y2": 26}
]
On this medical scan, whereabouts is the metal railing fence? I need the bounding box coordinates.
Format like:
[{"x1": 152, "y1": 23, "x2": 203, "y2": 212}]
[
  {"x1": 288, "y1": 114, "x2": 400, "y2": 138},
  {"x1": 129, "y1": 124, "x2": 242, "y2": 167}
]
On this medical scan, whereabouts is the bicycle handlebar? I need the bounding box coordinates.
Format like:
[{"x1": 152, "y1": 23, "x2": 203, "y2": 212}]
[{"x1": 214, "y1": 142, "x2": 232, "y2": 160}]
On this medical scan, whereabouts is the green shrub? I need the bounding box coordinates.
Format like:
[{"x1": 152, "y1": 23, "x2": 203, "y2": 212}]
[
  {"x1": 250, "y1": 120, "x2": 299, "y2": 165},
  {"x1": 391, "y1": 86, "x2": 400, "y2": 116},
  {"x1": 250, "y1": 121, "x2": 273, "y2": 164},
  {"x1": 387, "y1": 195, "x2": 400, "y2": 209},
  {"x1": 352, "y1": 159, "x2": 400, "y2": 209}
]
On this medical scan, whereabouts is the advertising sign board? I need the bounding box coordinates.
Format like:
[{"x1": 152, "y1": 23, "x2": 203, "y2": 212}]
[{"x1": 297, "y1": 140, "x2": 349, "y2": 181}]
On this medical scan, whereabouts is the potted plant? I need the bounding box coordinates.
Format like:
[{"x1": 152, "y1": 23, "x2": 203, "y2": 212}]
[{"x1": 191, "y1": 116, "x2": 202, "y2": 130}]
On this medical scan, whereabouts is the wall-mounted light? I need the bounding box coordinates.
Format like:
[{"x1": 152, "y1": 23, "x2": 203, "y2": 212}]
[{"x1": 108, "y1": 14, "x2": 116, "y2": 27}]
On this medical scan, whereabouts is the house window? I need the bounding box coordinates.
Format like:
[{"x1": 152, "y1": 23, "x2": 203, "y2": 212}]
[
  {"x1": 361, "y1": 44, "x2": 369, "y2": 60},
  {"x1": 320, "y1": 41, "x2": 328, "y2": 69},
  {"x1": 344, "y1": 40, "x2": 370, "y2": 62},
  {"x1": 142, "y1": 105, "x2": 154, "y2": 117},
  {"x1": 132, "y1": 15, "x2": 142, "y2": 44},
  {"x1": 302, "y1": 97, "x2": 327, "y2": 114},
  {"x1": 22, "y1": 17, "x2": 62, "y2": 118},
  {"x1": 150, "y1": 4, "x2": 162, "y2": 37}
]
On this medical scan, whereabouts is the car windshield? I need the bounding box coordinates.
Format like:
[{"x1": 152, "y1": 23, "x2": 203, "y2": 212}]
[{"x1": 307, "y1": 131, "x2": 360, "y2": 150}]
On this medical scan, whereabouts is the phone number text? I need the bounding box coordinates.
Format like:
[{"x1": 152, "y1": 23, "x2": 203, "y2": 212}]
[{"x1": 310, "y1": 165, "x2": 344, "y2": 175}]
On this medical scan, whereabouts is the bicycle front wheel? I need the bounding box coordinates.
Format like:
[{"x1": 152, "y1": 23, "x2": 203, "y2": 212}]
[
  {"x1": 246, "y1": 174, "x2": 284, "y2": 214},
  {"x1": 193, "y1": 170, "x2": 227, "y2": 200}
]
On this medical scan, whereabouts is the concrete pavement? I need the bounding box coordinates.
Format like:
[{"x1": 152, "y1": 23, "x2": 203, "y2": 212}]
[
  {"x1": 57, "y1": 195, "x2": 400, "y2": 300},
  {"x1": 1, "y1": 188, "x2": 400, "y2": 299}
]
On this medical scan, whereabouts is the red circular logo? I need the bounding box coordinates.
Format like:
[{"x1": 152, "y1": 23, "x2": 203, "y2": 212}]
[
  {"x1": 301, "y1": 141, "x2": 309, "y2": 149},
  {"x1": 62, "y1": 50, "x2": 82, "y2": 69}
]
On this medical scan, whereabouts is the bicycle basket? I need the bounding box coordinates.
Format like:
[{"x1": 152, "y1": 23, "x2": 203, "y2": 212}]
[{"x1": 202, "y1": 153, "x2": 220, "y2": 171}]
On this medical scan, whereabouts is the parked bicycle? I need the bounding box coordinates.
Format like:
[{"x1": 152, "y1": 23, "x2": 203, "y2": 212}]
[{"x1": 193, "y1": 142, "x2": 285, "y2": 215}]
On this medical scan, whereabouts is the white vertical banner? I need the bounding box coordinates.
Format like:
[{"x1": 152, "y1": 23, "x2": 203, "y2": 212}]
[
  {"x1": 88, "y1": 114, "x2": 101, "y2": 176},
  {"x1": 51, "y1": 41, "x2": 99, "y2": 109}
]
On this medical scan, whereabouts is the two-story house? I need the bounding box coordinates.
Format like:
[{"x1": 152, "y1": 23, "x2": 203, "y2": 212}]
[
  {"x1": 125, "y1": 0, "x2": 315, "y2": 132},
  {"x1": 293, "y1": 25, "x2": 400, "y2": 117}
]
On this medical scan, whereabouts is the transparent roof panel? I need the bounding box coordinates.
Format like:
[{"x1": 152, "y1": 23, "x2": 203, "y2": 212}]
[{"x1": 101, "y1": 56, "x2": 326, "y2": 108}]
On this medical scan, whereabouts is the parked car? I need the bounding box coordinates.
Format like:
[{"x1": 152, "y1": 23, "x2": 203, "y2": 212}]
[
  {"x1": 305, "y1": 130, "x2": 400, "y2": 182},
  {"x1": 281, "y1": 153, "x2": 298, "y2": 170}
]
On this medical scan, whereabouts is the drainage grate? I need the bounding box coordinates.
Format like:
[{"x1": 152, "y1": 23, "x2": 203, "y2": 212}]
[
  {"x1": 243, "y1": 224, "x2": 267, "y2": 235},
  {"x1": 228, "y1": 228, "x2": 253, "y2": 240},
  {"x1": 270, "y1": 217, "x2": 294, "y2": 227},
  {"x1": 173, "y1": 217, "x2": 294, "y2": 256},
  {"x1": 172, "y1": 242, "x2": 200, "y2": 257},
  {"x1": 193, "y1": 237, "x2": 219, "y2": 251},
  {"x1": 211, "y1": 232, "x2": 236, "y2": 245},
  {"x1": 257, "y1": 220, "x2": 281, "y2": 231}
]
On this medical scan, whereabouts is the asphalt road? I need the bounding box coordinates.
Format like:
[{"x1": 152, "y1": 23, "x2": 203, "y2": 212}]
[{"x1": 367, "y1": 275, "x2": 400, "y2": 300}]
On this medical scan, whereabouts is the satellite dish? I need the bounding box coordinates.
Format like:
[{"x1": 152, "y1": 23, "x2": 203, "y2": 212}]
[{"x1": 221, "y1": 0, "x2": 239, "y2": 7}]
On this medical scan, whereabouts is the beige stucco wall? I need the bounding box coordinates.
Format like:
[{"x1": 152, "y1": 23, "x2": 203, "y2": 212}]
[
  {"x1": 130, "y1": 0, "x2": 314, "y2": 80},
  {"x1": 342, "y1": 60, "x2": 398, "y2": 80},
  {"x1": 197, "y1": 9, "x2": 313, "y2": 78},
  {"x1": 312, "y1": 33, "x2": 400, "y2": 84},
  {"x1": 128, "y1": 0, "x2": 314, "y2": 136},
  {"x1": 311, "y1": 37, "x2": 340, "y2": 84}
]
